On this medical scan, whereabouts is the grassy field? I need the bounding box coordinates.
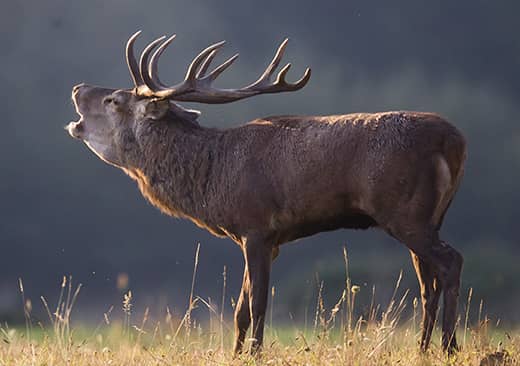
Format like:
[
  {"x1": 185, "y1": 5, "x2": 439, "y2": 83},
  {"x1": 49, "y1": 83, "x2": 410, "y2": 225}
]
[
  {"x1": 1, "y1": 309, "x2": 517, "y2": 365},
  {"x1": 2, "y1": 249, "x2": 518, "y2": 365}
]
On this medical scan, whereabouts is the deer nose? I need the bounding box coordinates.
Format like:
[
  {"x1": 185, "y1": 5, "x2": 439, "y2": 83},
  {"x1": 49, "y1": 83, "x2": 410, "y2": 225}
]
[{"x1": 72, "y1": 83, "x2": 88, "y2": 98}]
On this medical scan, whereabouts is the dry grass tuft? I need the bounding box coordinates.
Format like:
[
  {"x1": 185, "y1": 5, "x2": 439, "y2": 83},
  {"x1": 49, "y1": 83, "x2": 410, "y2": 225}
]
[{"x1": 1, "y1": 248, "x2": 518, "y2": 365}]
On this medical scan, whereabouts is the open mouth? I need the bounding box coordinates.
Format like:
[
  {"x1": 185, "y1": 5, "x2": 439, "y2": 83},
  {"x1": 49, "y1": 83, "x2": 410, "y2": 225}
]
[
  {"x1": 66, "y1": 89, "x2": 85, "y2": 139},
  {"x1": 66, "y1": 112, "x2": 84, "y2": 139},
  {"x1": 65, "y1": 118, "x2": 83, "y2": 139}
]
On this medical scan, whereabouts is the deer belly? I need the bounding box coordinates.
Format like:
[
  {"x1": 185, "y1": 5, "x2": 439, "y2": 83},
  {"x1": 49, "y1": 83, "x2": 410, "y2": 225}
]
[{"x1": 275, "y1": 210, "x2": 378, "y2": 243}]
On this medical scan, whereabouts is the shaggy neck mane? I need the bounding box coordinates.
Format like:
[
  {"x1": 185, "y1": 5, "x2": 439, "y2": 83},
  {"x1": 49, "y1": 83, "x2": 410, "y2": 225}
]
[{"x1": 127, "y1": 112, "x2": 224, "y2": 234}]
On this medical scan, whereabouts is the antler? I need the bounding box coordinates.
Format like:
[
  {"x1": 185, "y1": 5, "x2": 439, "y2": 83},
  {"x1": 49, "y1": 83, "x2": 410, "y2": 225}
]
[{"x1": 125, "y1": 32, "x2": 311, "y2": 103}]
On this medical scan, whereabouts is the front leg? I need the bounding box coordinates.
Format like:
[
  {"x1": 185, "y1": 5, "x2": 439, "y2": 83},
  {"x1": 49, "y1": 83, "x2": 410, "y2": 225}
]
[
  {"x1": 233, "y1": 268, "x2": 251, "y2": 355},
  {"x1": 244, "y1": 234, "x2": 273, "y2": 355}
]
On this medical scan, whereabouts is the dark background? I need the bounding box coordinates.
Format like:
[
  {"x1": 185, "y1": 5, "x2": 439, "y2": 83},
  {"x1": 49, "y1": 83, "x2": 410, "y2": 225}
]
[{"x1": 1, "y1": 0, "x2": 518, "y2": 325}]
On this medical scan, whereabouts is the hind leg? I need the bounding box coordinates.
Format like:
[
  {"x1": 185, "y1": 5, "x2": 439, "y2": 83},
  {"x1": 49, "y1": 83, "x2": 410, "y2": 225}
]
[
  {"x1": 410, "y1": 251, "x2": 441, "y2": 351},
  {"x1": 435, "y1": 240, "x2": 463, "y2": 352},
  {"x1": 389, "y1": 225, "x2": 462, "y2": 353}
]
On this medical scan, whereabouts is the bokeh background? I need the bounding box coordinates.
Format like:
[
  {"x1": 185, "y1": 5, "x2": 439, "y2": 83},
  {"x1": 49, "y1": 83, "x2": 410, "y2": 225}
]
[{"x1": 1, "y1": 0, "x2": 519, "y2": 325}]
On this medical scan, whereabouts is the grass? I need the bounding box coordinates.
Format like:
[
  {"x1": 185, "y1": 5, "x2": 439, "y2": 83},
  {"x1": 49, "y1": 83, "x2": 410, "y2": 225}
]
[{"x1": 1, "y1": 247, "x2": 518, "y2": 365}]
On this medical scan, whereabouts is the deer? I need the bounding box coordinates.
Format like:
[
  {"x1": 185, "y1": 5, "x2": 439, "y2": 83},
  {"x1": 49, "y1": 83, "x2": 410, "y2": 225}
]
[{"x1": 66, "y1": 31, "x2": 466, "y2": 355}]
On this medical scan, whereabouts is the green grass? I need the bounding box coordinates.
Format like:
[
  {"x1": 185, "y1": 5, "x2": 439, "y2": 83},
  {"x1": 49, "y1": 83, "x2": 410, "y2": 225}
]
[
  {"x1": 0, "y1": 316, "x2": 517, "y2": 365},
  {"x1": 1, "y1": 248, "x2": 518, "y2": 365}
]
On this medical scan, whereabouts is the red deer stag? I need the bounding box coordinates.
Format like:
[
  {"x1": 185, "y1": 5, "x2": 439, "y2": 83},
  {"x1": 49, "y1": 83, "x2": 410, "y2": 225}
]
[{"x1": 66, "y1": 31, "x2": 466, "y2": 355}]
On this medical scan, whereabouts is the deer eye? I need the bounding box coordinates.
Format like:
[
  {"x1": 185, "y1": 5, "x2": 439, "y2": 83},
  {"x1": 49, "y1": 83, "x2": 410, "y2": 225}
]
[{"x1": 103, "y1": 96, "x2": 120, "y2": 106}]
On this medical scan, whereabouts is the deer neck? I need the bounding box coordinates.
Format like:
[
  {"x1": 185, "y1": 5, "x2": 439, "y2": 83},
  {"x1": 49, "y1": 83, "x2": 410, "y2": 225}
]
[{"x1": 128, "y1": 117, "x2": 223, "y2": 229}]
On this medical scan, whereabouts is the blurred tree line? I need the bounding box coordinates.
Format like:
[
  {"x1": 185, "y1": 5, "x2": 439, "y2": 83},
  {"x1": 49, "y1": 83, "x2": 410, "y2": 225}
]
[{"x1": 0, "y1": 0, "x2": 518, "y2": 323}]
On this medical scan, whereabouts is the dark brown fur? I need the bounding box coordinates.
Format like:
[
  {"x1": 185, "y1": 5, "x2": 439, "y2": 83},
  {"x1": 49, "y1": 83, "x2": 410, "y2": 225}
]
[
  {"x1": 68, "y1": 83, "x2": 466, "y2": 355},
  {"x1": 122, "y1": 109, "x2": 466, "y2": 354}
]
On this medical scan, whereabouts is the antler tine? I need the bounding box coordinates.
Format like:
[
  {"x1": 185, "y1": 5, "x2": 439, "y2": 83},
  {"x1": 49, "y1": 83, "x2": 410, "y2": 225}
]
[
  {"x1": 277, "y1": 63, "x2": 293, "y2": 84},
  {"x1": 139, "y1": 36, "x2": 166, "y2": 92},
  {"x1": 126, "y1": 30, "x2": 144, "y2": 88},
  {"x1": 290, "y1": 66, "x2": 312, "y2": 89},
  {"x1": 185, "y1": 41, "x2": 226, "y2": 82},
  {"x1": 249, "y1": 38, "x2": 289, "y2": 89},
  {"x1": 196, "y1": 49, "x2": 218, "y2": 79},
  {"x1": 149, "y1": 34, "x2": 177, "y2": 88},
  {"x1": 272, "y1": 63, "x2": 312, "y2": 91},
  {"x1": 204, "y1": 53, "x2": 240, "y2": 82}
]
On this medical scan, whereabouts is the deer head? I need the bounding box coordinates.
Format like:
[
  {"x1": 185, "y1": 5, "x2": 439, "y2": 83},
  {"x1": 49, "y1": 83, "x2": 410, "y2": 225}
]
[{"x1": 66, "y1": 31, "x2": 311, "y2": 168}]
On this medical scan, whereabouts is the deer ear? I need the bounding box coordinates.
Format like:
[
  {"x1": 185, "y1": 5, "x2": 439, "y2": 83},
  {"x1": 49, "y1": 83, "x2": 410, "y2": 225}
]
[
  {"x1": 137, "y1": 99, "x2": 200, "y2": 122},
  {"x1": 139, "y1": 98, "x2": 170, "y2": 120},
  {"x1": 169, "y1": 102, "x2": 201, "y2": 122}
]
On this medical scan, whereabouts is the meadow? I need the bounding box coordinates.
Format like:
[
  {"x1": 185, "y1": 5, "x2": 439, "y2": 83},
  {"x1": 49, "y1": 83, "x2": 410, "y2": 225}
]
[{"x1": 1, "y1": 248, "x2": 517, "y2": 366}]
